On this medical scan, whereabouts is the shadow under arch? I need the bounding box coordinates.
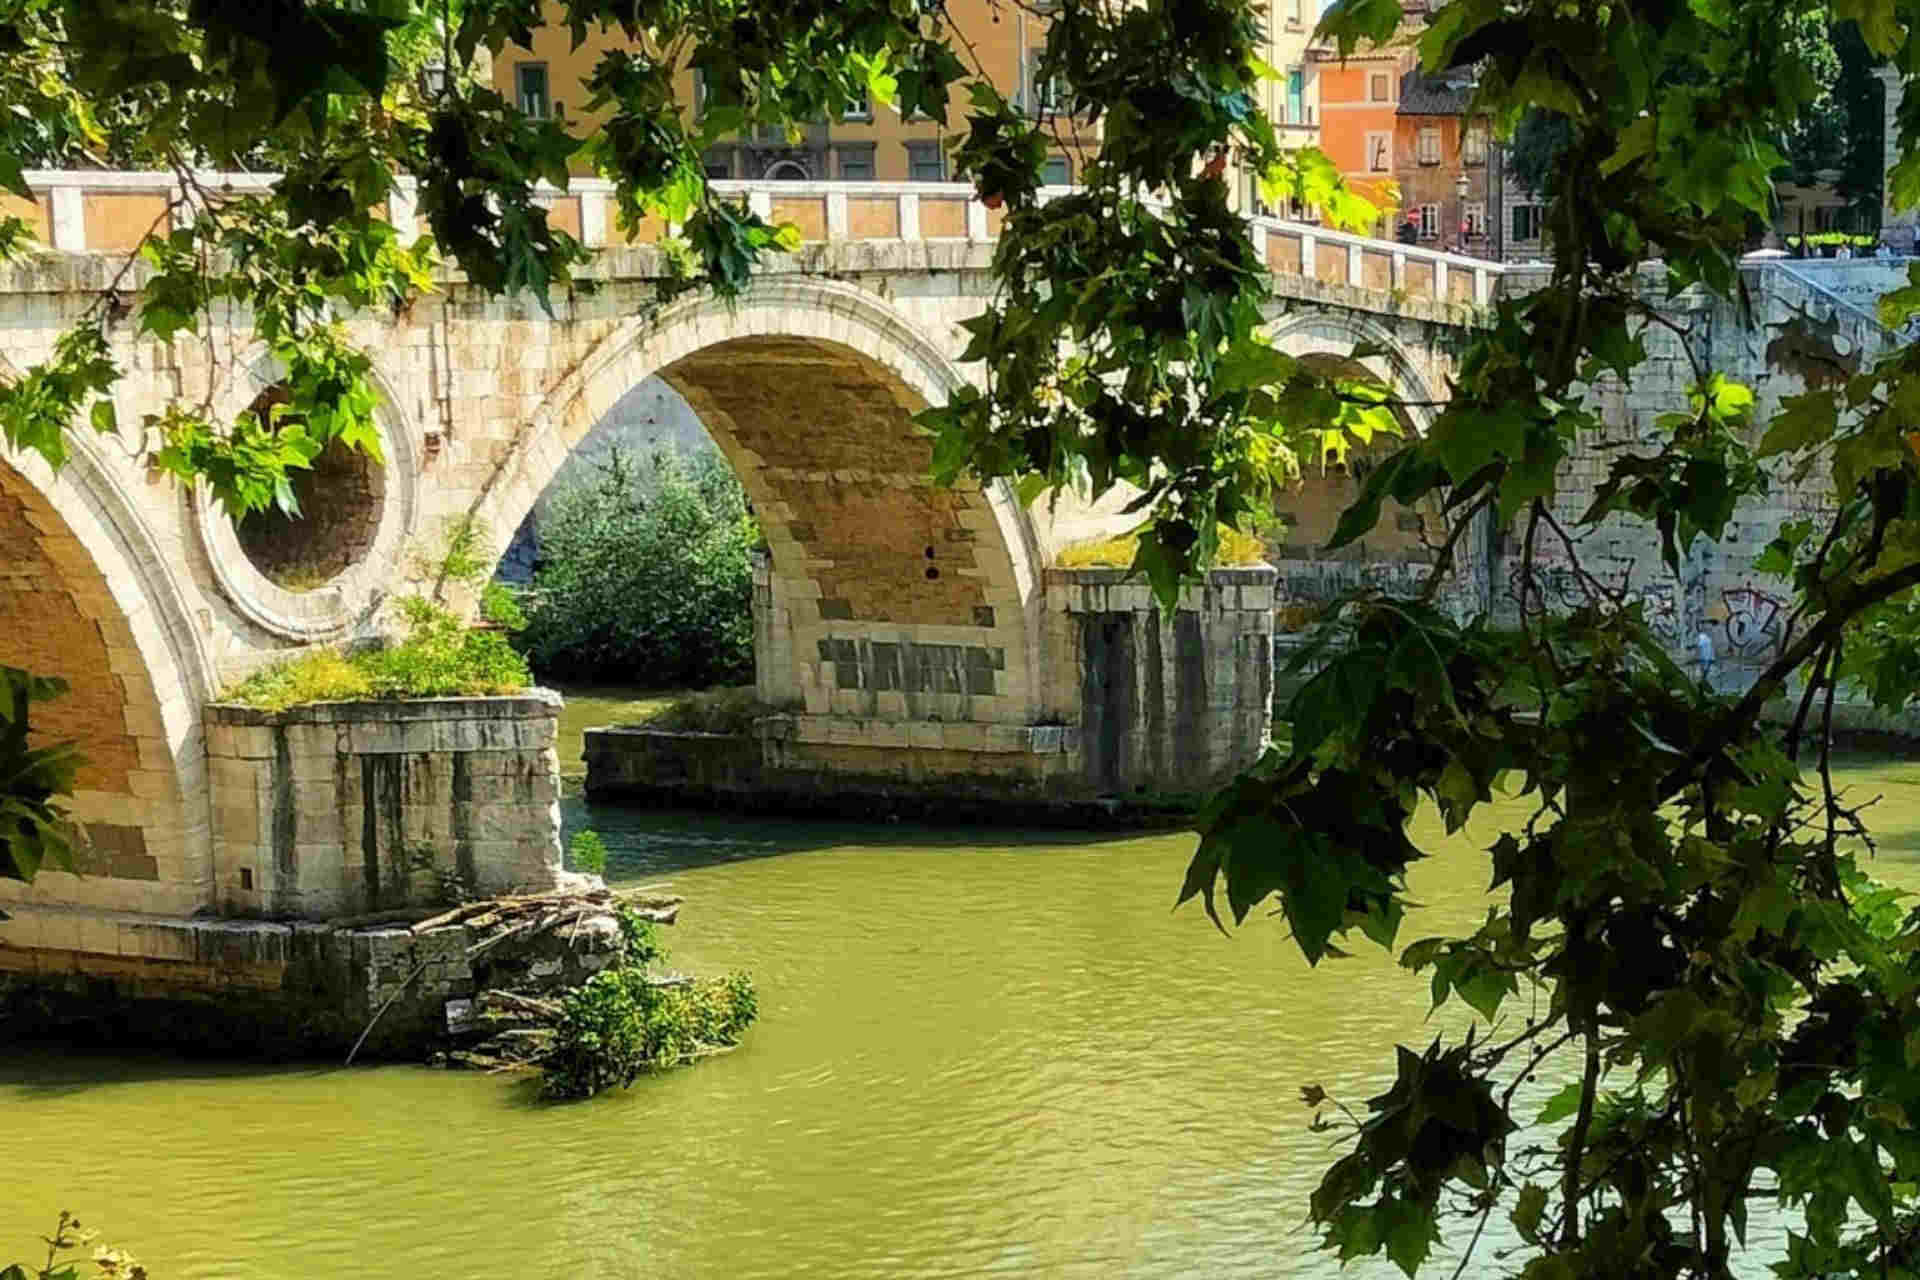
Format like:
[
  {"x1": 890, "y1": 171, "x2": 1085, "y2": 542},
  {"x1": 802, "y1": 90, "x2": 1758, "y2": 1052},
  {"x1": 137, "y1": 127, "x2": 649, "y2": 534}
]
[
  {"x1": 482, "y1": 277, "x2": 1049, "y2": 722},
  {"x1": 1261, "y1": 309, "x2": 1490, "y2": 620},
  {"x1": 0, "y1": 433, "x2": 214, "y2": 917}
]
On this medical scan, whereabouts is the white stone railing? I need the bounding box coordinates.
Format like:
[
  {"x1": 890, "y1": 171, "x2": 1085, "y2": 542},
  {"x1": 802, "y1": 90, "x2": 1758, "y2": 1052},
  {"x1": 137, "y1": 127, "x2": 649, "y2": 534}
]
[{"x1": 9, "y1": 170, "x2": 1503, "y2": 308}]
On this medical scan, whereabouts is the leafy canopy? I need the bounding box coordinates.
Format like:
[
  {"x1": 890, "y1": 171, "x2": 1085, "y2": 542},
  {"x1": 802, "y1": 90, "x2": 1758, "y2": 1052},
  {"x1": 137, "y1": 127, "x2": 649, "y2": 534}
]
[{"x1": 18, "y1": 0, "x2": 1920, "y2": 1275}]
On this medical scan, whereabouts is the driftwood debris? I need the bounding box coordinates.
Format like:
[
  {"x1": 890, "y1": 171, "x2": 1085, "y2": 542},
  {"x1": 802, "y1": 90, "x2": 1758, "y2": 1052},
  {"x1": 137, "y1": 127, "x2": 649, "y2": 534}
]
[{"x1": 411, "y1": 885, "x2": 682, "y2": 937}]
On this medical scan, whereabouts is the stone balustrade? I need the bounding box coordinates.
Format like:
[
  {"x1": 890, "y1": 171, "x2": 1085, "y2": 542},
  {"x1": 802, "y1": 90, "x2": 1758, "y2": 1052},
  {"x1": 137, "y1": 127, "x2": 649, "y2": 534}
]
[{"x1": 8, "y1": 169, "x2": 1505, "y2": 310}]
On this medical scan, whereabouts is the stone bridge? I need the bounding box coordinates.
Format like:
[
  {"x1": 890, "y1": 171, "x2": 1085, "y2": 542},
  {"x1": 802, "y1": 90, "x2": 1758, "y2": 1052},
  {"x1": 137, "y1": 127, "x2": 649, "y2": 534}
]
[{"x1": 0, "y1": 170, "x2": 1507, "y2": 936}]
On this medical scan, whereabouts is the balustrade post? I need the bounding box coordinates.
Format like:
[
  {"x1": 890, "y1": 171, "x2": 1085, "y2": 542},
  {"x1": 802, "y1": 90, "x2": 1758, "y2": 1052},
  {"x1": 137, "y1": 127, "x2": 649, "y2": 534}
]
[
  {"x1": 389, "y1": 180, "x2": 419, "y2": 242},
  {"x1": 966, "y1": 197, "x2": 988, "y2": 241},
  {"x1": 578, "y1": 187, "x2": 607, "y2": 247},
  {"x1": 48, "y1": 185, "x2": 83, "y2": 252},
  {"x1": 899, "y1": 191, "x2": 921, "y2": 240}
]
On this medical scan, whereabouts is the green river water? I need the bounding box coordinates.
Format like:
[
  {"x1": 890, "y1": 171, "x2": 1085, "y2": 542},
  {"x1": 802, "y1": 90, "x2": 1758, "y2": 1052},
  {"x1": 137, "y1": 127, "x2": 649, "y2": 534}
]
[{"x1": 8, "y1": 696, "x2": 1920, "y2": 1277}]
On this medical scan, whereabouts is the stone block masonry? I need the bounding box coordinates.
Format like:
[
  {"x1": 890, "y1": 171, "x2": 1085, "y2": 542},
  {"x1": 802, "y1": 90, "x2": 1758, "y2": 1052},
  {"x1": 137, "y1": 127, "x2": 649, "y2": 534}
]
[
  {"x1": 1046, "y1": 567, "x2": 1277, "y2": 795},
  {"x1": 0, "y1": 892, "x2": 621, "y2": 1059},
  {"x1": 203, "y1": 693, "x2": 566, "y2": 918}
]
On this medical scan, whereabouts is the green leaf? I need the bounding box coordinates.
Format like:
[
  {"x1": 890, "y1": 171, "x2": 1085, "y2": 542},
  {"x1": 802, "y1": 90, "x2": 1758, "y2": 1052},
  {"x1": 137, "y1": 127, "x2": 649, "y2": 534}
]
[
  {"x1": 1511, "y1": 1183, "x2": 1548, "y2": 1244},
  {"x1": 1536, "y1": 1081, "x2": 1583, "y2": 1126},
  {"x1": 1758, "y1": 392, "x2": 1839, "y2": 457},
  {"x1": 1383, "y1": 1196, "x2": 1439, "y2": 1277}
]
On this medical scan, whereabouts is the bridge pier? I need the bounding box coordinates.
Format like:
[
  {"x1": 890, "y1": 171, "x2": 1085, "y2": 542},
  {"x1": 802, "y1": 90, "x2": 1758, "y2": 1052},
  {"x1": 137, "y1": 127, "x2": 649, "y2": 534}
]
[{"x1": 587, "y1": 563, "x2": 1276, "y2": 815}]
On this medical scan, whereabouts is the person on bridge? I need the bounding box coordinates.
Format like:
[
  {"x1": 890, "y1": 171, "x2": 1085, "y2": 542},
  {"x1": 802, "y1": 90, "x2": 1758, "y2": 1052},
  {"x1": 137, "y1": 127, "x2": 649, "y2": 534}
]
[{"x1": 1696, "y1": 629, "x2": 1716, "y2": 688}]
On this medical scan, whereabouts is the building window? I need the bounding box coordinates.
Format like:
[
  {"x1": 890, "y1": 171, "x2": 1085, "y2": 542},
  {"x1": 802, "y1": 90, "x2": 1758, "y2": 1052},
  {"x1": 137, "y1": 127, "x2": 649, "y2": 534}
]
[
  {"x1": 1286, "y1": 68, "x2": 1305, "y2": 124},
  {"x1": 1366, "y1": 131, "x2": 1391, "y2": 173},
  {"x1": 1292, "y1": 0, "x2": 1307, "y2": 25},
  {"x1": 1464, "y1": 201, "x2": 1486, "y2": 237},
  {"x1": 1417, "y1": 128, "x2": 1441, "y2": 166},
  {"x1": 1028, "y1": 53, "x2": 1066, "y2": 115},
  {"x1": 1042, "y1": 154, "x2": 1071, "y2": 186},
  {"x1": 1463, "y1": 123, "x2": 1487, "y2": 165},
  {"x1": 837, "y1": 146, "x2": 875, "y2": 181},
  {"x1": 516, "y1": 63, "x2": 550, "y2": 119},
  {"x1": 843, "y1": 85, "x2": 871, "y2": 120},
  {"x1": 701, "y1": 148, "x2": 733, "y2": 180},
  {"x1": 1418, "y1": 202, "x2": 1440, "y2": 239},
  {"x1": 1369, "y1": 73, "x2": 1390, "y2": 102},
  {"x1": 1512, "y1": 203, "x2": 1544, "y2": 242},
  {"x1": 907, "y1": 140, "x2": 946, "y2": 182}
]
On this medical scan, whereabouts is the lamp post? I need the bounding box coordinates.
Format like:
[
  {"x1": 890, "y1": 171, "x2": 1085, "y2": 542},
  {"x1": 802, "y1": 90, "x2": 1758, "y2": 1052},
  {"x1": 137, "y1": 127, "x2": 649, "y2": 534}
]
[{"x1": 1454, "y1": 170, "x2": 1470, "y2": 257}]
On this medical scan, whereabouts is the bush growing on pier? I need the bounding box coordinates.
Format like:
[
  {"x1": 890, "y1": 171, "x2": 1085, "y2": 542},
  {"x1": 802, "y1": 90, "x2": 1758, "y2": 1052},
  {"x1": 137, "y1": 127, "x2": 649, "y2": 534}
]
[
  {"x1": 542, "y1": 912, "x2": 757, "y2": 1101},
  {"x1": 223, "y1": 597, "x2": 530, "y2": 711},
  {"x1": 516, "y1": 447, "x2": 758, "y2": 690}
]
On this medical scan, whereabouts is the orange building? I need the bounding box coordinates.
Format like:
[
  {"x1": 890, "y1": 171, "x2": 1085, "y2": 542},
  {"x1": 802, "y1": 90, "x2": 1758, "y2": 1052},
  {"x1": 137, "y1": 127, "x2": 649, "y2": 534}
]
[
  {"x1": 1393, "y1": 69, "x2": 1493, "y2": 256},
  {"x1": 492, "y1": 1, "x2": 1090, "y2": 185},
  {"x1": 1310, "y1": 8, "x2": 1426, "y2": 226}
]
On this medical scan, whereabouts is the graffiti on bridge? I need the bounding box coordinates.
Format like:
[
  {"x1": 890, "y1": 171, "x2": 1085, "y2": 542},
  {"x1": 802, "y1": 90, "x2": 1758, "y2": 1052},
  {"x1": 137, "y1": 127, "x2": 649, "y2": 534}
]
[
  {"x1": 1507, "y1": 556, "x2": 1708, "y2": 649},
  {"x1": 1720, "y1": 586, "x2": 1788, "y2": 661}
]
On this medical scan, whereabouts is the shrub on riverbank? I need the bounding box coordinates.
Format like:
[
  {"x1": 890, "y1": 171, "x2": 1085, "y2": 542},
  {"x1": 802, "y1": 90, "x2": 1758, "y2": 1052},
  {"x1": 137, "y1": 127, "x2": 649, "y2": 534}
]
[
  {"x1": 516, "y1": 447, "x2": 758, "y2": 689},
  {"x1": 223, "y1": 597, "x2": 530, "y2": 711},
  {"x1": 617, "y1": 685, "x2": 767, "y2": 735}
]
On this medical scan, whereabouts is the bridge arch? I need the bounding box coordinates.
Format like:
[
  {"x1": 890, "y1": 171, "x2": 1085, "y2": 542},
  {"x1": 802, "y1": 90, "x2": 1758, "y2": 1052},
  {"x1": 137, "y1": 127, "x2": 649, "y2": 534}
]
[
  {"x1": 1261, "y1": 309, "x2": 1489, "y2": 621},
  {"x1": 0, "y1": 433, "x2": 214, "y2": 917},
  {"x1": 487, "y1": 277, "x2": 1048, "y2": 723}
]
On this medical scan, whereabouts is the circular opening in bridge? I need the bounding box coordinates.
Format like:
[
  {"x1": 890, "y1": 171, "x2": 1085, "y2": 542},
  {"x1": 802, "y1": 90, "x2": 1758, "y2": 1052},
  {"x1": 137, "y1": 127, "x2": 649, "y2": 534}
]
[{"x1": 232, "y1": 386, "x2": 387, "y2": 592}]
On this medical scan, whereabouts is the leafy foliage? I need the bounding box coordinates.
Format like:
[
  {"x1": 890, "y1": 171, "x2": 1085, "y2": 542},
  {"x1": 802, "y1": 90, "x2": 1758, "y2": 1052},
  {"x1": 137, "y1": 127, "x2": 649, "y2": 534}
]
[
  {"x1": 567, "y1": 828, "x2": 608, "y2": 877},
  {"x1": 0, "y1": 669, "x2": 79, "y2": 884},
  {"x1": 1126, "y1": 0, "x2": 1920, "y2": 1272},
  {"x1": 542, "y1": 912, "x2": 756, "y2": 1100},
  {"x1": 2, "y1": 1211, "x2": 144, "y2": 1280},
  {"x1": 516, "y1": 446, "x2": 758, "y2": 689},
  {"x1": 616, "y1": 686, "x2": 769, "y2": 736},
  {"x1": 1055, "y1": 523, "x2": 1268, "y2": 570},
  {"x1": 222, "y1": 597, "x2": 529, "y2": 711}
]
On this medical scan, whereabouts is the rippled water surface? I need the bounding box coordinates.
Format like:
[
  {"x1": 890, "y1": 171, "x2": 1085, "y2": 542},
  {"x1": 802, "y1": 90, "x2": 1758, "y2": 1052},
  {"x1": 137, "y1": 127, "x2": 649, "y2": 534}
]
[{"x1": 9, "y1": 748, "x2": 1920, "y2": 1277}]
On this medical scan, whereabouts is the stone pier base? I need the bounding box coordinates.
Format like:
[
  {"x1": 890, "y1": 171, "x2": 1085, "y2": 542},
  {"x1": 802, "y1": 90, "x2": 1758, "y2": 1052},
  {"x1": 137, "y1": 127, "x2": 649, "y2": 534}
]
[{"x1": 0, "y1": 896, "x2": 618, "y2": 1059}]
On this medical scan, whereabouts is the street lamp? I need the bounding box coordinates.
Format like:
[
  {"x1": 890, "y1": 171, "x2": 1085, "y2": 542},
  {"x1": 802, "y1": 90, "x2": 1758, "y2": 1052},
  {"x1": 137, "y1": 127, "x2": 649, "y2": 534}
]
[
  {"x1": 1455, "y1": 170, "x2": 1470, "y2": 256},
  {"x1": 419, "y1": 62, "x2": 449, "y2": 102}
]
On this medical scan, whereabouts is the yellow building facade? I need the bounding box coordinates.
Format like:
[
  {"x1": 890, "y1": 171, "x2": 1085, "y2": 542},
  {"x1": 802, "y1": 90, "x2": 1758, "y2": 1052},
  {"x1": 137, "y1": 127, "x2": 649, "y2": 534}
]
[{"x1": 492, "y1": 1, "x2": 1090, "y2": 184}]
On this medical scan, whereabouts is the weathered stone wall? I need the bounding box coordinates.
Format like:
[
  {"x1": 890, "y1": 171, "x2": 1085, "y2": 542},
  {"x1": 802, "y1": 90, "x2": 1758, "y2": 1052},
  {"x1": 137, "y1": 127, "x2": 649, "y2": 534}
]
[
  {"x1": 1046, "y1": 567, "x2": 1276, "y2": 794},
  {"x1": 0, "y1": 457, "x2": 207, "y2": 920},
  {"x1": 0, "y1": 895, "x2": 621, "y2": 1058},
  {"x1": 204, "y1": 694, "x2": 565, "y2": 919},
  {"x1": 1476, "y1": 263, "x2": 1890, "y2": 686}
]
